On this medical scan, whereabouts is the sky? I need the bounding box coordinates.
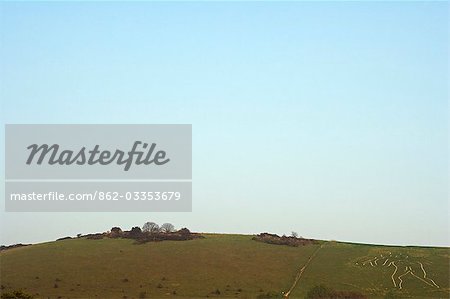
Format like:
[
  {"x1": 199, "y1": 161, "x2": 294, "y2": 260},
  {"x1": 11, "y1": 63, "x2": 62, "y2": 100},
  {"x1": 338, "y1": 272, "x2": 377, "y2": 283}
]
[{"x1": 0, "y1": 1, "x2": 448, "y2": 247}]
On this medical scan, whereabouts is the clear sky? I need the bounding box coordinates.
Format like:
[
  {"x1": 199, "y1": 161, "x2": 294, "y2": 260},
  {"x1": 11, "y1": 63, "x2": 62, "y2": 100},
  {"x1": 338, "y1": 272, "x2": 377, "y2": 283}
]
[{"x1": 0, "y1": 1, "x2": 448, "y2": 247}]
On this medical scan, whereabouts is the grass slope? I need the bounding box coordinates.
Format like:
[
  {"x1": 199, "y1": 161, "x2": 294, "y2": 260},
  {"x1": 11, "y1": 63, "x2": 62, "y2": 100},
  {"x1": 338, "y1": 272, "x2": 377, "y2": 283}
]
[{"x1": 1, "y1": 234, "x2": 449, "y2": 298}]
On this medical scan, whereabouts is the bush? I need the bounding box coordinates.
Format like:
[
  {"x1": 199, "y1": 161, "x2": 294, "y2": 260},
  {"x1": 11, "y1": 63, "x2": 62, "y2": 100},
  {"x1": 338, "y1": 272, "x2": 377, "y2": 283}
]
[
  {"x1": 256, "y1": 291, "x2": 282, "y2": 298},
  {"x1": 178, "y1": 228, "x2": 191, "y2": 236},
  {"x1": 1, "y1": 290, "x2": 34, "y2": 299},
  {"x1": 306, "y1": 285, "x2": 366, "y2": 299},
  {"x1": 85, "y1": 233, "x2": 104, "y2": 240},
  {"x1": 56, "y1": 236, "x2": 72, "y2": 241},
  {"x1": 252, "y1": 233, "x2": 316, "y2": 247},
  {"x1": 306, "y1": 285, "x2": 333, "y2": 298},
  {"x1": 110, "y1": 227, "x2": 123, "y2": 238},
  {"x1": 129, "y1": 227, "x2": 143, "y2": 238}
]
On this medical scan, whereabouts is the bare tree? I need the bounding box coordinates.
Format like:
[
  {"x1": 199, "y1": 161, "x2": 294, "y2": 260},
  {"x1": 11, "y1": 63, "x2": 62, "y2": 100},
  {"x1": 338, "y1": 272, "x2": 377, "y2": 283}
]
[
  {"x1": 161, "y1": 223, "x2": 175, "y2": 233},
  {"x1": 142, "y1": 222, "x2": 160, "y2": 234},
  {"x1": 291, "y1": 231, "x2": 299, "y2": 238}
]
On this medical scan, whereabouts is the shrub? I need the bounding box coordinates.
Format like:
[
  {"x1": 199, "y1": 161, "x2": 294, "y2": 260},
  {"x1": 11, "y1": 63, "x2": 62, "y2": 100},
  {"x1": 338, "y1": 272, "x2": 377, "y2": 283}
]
[
  {"x1": 306, "y1": 285, "x2": 366, "y2": 299},
  {"x1": 256, "y1": 291, "x2": 282, "y2": 298},
  {"x1": 306, "y1": 285, "x2": 333, "y2": 298},
  {"x1": 56, "y1": 236, "x2": 72, "y2": 241},
  {"x1": 178, "y1": 228, "x2": 191, "y2": 236},
  {"x1": 85, "y1": 233, "x2": 104, "y2": 240},
  {"x1": 1, "y1": 290, "x2": 34, "y2": 299},
  {"x1": 129, "y1": 227, "x2": 143, "y2": 238},
  {"x1": 110, "y1": 227, "x2": 123, "y2": 238},
  {"x1": 252, "y1": 233, "x2": 316, "y2": 247}
]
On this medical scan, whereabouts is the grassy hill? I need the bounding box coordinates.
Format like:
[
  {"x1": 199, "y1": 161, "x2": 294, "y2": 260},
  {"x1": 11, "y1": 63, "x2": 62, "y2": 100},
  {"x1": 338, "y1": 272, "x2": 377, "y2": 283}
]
[{"x1": 1, "y1": 234, "x2": 449, "y2": 298}]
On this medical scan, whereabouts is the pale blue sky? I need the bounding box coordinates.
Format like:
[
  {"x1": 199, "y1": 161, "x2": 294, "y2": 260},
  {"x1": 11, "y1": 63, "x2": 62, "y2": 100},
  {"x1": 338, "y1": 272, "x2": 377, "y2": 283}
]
[{"x1": 0, "y1": 2, "x2": 448, "y2": 246}]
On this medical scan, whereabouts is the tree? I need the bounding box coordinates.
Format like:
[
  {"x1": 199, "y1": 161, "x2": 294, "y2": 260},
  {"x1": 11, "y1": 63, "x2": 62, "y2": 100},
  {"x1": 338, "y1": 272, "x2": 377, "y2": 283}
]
[
  {"x1": 291, "y1": 231, "x2": 298, "y2": 238},
  {"x1": 129, "y1": 226, "x2": 142, "y2": 238},
  {"x1": 110, "y1": 227, "x2": 122, "y2": 238},
  {"x1": 142, "y1": 222, "x2": 160, "y2": 234},
  {"x1": 161, "y1": 223, "x2": 175, "y2": 233}
]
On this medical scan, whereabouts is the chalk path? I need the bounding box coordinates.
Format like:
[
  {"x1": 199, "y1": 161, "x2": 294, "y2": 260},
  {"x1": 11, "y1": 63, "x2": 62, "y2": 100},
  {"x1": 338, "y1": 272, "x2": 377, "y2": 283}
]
[{"x1": 283, "y1": 244, "x2": 323, "y2": 298}]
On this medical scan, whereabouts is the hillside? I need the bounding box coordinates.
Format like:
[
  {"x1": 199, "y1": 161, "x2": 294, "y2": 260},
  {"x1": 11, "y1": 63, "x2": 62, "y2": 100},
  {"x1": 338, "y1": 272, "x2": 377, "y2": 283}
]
[{"x1": 1, "y1": 234, "x2": 449, "y2": 298}]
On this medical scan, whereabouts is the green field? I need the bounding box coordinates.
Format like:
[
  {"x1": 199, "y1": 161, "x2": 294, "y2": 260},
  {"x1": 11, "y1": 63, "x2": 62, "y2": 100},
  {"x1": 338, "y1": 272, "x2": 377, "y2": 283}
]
[{"x1": 1, "y1": 234, "x2": 449, "y2": 298}]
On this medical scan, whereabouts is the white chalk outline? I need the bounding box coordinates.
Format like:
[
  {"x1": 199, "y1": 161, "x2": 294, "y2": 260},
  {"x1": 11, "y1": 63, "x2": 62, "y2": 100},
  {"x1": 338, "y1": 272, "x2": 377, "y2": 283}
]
[{"x1": 358, "y1": 254, "x2": 440, "y2": 290}]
